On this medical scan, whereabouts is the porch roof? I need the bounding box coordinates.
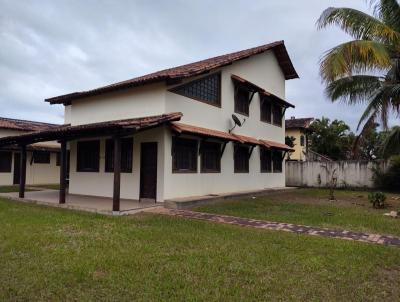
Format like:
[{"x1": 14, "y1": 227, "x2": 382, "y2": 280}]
[{"x1": 0, "y1": 112, "x2": 183, "y2": 147}]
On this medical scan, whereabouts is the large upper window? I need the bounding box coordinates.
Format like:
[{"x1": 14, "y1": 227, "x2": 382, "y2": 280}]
[
  {"x1": 170, "y1": 73, "x2": 221, "y2": 107},
  {"x1": 272, "y1": 104, "x2": 283, "y2": 127},
  {"x1": 260, "y1": 148, "x2": 272, "y2": 173},
  {"x1": 234, "y1": 145, "x2": 249, "y2": 173},
  {"x1": 0, "y1": 151, "x2": 12, "y2": 173},
  {"x1": 300, "y1": 135, "x2": 305, "y2": 147},
  {"x1": 33, "y1": 151, "x2": 50, "y2": 164},
  {"x1": 77, "y1": 140, "x2": 100, "y2": 172},
  {"x1": 172, "y1": 137, "x2": 198, "y2": 173},
  {"x1": 260, "y1": 96, "x2": 272, "y2": 123},
  {"x1": 105, "y1": 138, "x2": 133, "y2": 173},
  {"x1": 273, "y1": 150, "x2": 283, "y2": 173},
  {"x1": 201, "y1": 142, "x2": 221, "y2": 173},
  {"x1": 234, "y1": 87, "x2": 250, "y2": 116}
]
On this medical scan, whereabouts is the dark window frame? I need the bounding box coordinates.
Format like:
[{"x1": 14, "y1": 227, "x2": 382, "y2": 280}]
[
  {"x1": 33, "y1": 151, "x2": 51, "y2": 164},
  {"x1": 0, "y1": 151, "x2": 12, "y2": 173},
  {"x1": 105, "y1": 138, "x2": 133, "y2": 173},
  {"x1": 76, "y1": 140, "x2": 100, "y2": 172},
  {"x1": 272, "y1": 103, "x2": 283, "y2": 127},
  {"x1": 300, "y1": 135, "x2": 305, "y2": 147},
  {"x1": 169, "y1": 73, "x2": 221, "y2": 107},
  {"x1": 260, "y1": 148, "x2": 272, "y2": 173},
  {"x1": 172, "y1": 137, "x2": 198, "y2": 173},
  {"x1": 272, "y1": 150, "x2": 283, "y2": 173},
  {"x1": 234, "y1": 144, "x2": 250, "y2": 173},
  {"x1": 234, "y1": 85, "x2": 250, "y2": 116},
  {"x1": 200, "y1": 141, "x2": 221, "y2": 173},
  {"x1": 260, "y1": 96, "x2": 272, "y2": 124}
]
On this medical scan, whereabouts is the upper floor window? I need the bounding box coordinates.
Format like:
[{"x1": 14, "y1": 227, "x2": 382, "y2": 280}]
[
  {"x1": 77, "y1": 140, "x2": 100, "y2": 172},
  {"x1": 272, "y1": 104, "x2": 283, "y2": 127},
  {"x1": 169, "y1": 73, "x2": 221, "y2": 107},
  {"x1": 0, "y1": 151, "x2": 12, "y2": 173},
  {"x1": 105, "y1": 138, "x2": 133, "y2": 173},
  {"x1": 33, "y1": 151, "x2": 50, "y2": 164},
  {"x1": 201, "y1": 141, "x2": 221, "y2": 173},
  {"x1": 172, "y1": 137, "x2": 198, "y2": 173},
  {"x1": 300, "y1": 135, "x2": 305, "y2": 147},
  {"x1": 260, "y1": 96, "x2": 272, "y2": 123},
  {"x1": 234, "y1": 87, "x2": 250, "y2": 116},
  {"x1": 234, "y1": 145, "x2": 249, "y2": 173}
]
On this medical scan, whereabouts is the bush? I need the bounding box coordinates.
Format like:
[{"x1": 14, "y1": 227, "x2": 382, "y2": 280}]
[
  {"x1": 373, "y1": 155, "x2": 400, "y2": 191},
  {"x1": 368, "y1": 192, "x2": 386, "y2": 209}
]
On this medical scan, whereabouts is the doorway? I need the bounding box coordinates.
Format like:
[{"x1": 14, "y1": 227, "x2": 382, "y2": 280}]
[{"x1": 139, "y1": 142, "x2": 157, "y2": 201}]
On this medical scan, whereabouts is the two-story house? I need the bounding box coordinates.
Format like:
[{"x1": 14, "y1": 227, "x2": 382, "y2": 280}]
[
  {"x1": 0, "y1": 117, "x2": 60, "y2": 186},
  {"x1": 285, "y1": 117, "x2": 314, "y2": 161},
  {"x1": 0, "y1": 41, "x2": 298, "y2": 211}
]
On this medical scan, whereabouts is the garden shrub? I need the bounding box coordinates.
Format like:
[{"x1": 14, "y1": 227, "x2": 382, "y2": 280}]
[{"x1": 368, "y1": 192, "x2": 386, "y2": 209}]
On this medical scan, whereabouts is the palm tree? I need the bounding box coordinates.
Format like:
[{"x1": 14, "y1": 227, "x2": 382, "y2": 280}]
[{"x1": 317, "y1": 0, "x2": 400, "y2": 156}]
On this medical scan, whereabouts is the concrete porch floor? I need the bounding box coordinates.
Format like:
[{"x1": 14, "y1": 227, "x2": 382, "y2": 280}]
[{"x1": 0, "y1": 190, "x2": 161, "y2": 215}]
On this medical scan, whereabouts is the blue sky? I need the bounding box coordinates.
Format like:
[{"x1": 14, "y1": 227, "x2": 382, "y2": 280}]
[{"x1": 2, "y1": 0, "x2": 391, "y2": 131}]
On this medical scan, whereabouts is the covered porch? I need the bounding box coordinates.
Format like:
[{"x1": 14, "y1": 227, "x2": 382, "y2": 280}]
[
  {"x1": 0, "y1": 189, "x2": 159, "y2": 215},
  {"x1": 0, "y1": 112, "x2": 182, "y2": 214}
]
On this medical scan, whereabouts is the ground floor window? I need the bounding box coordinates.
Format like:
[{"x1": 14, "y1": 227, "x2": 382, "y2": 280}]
[
  {"x1": 0, "y1": 151, "x2": 12, "y2": 172},
  {"x1": 33, "y1": 151, "x2": 50, "y2": 164},
  {"x1": 201, "y1": 141, "x2": 221, "y2": 173},
  {"x1": 234, "y1": 145, "x2": 249, "y2": 173},
  {"x1": 273, "y1": 150, "x2": 283, "y2": 173},
  {"x1": 77, "y1": 140, "x2": 100, "y2": 172},
  {"x1": 105, "y1": 138, "x2": 133, "y2": 173},
  {"x1": 260, "y1": 148, "x2": 272, "y2": 173},
  {"x1": 172, "y1": 137, "x2": 198, "y2": 173}
]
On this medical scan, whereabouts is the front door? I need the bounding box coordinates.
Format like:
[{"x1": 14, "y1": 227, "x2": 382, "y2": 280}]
[
  {"x1": 13, "y1": 153, "x2": 20, "y2": 185},
  {"x1": 140, "y1": 142, "x2": 157, "y2": 201}
]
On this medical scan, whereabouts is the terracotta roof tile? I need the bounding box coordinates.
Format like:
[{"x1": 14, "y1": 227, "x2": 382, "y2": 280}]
[
  {"x1": 171, "y1": 122, "x2": 240, "y2": 142},
  {"x1": 231, "y1": 134, "x2": 262, "y2": 145},
  {"x1": 0, "y1": 117, "x2": 59, "y2": 132},
  {"x1": 285, "y1": 118, "x2": 314, "y2": 129},
  {"x1": 259, "y1": 139, "x2": 293, "y2": 151},
  {"x1": 46, "y1": 41, "x2": 298, "y2": 104}
]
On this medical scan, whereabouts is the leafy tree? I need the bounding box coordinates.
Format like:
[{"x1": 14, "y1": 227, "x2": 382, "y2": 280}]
[
  {"x1": 285, "y1": 136, "x2": 296, "y2": 148},
  {"x1": 317, "y1": 0, "x2": 400, "y2": 144},
  {"x1": 353, "y1": 123, "x2": 389, "y2": 159},
  {"x1": 309, "y1": 117, "x2": 354, "y2": 160},
  {"x1": 382, "y1": 126, "x2": 400, "y2": 157}
]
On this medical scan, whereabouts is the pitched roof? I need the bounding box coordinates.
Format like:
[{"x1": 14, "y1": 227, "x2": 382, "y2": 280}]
[
  {"x1": 0, "y1": 117, "x2": 59, "y2": 132},
  {"x1": 46, "y1": 41, "x2": 298, "y2": 105},
  {"x1": 259, "y1": 139, "x2": 294, "y2": 151},
  {"x1": 0, "y1": 113, "x2": 182, "y2": 147},
  {"x1": 285, "y1": 118, "x2": 314, "y2": 129}
]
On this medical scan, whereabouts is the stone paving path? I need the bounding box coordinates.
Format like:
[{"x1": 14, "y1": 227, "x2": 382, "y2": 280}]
[{"x1": 146, "y1": 207, "x2": 400, "y2": 248}]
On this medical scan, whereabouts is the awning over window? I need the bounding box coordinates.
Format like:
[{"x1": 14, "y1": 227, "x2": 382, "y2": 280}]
[
  {"x1": 171, "y1": 122, "x2": 241, "y2": 142},
  {"x1": 231, "y1": 74, "x2": 295, "y2": 108},
  {"x1": 0, "y1": 112, "x2": 183, "y2": 147},
  {"x1": 231, "y1": 134, "x2": 263, "y2": 146},
  {"x1": 259, "y1": 139, "x2": 294, "y2": 151}
]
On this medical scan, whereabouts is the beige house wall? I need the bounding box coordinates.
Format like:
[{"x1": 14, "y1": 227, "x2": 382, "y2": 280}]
[
  {"x1": 285, "y1": 128, "x2": 306, "y2": 161},
  {"x1": 65, "y1": 49, "x2": 289, "y2": 201}
]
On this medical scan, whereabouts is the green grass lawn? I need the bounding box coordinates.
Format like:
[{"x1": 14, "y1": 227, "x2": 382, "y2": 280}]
[
  {"x1": 196, "y1": 188, "x2": 400, "y2": 237},
  {"x1": 0, "y1": 198, "x2": 400, "y2": 301},
  {"x1": 0, "y1": 185, "x2": 36, "y2": 193},
  {"x1": 30, "y1": 183, "x2": 60, "y2": 190}
]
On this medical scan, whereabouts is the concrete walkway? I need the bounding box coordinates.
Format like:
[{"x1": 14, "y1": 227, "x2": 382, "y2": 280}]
[{"x1": 145, "y1": 208, "x2": 400, "y2": 248}]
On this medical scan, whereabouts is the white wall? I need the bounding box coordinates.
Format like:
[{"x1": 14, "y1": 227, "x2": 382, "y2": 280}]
[
  {"x1": 286, "y1": 161, "x2": 389, "y2": 188},
  {"x1": 68, "y1": 83, "x2": 166, "y2": 125},
  {"x1": 68, "y1": 126, "x2": 166, "y2": 201}
]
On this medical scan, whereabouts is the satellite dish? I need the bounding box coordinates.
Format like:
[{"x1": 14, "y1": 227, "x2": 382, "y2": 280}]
[
  {"x1": 229, "y1": 114, "x2": 246, "y2": 133},
  {"x1": 232, "y1": 114, "x2": 242, "y2": 127}
]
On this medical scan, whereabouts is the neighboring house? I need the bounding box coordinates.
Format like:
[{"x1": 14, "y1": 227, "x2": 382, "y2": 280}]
[
  {"x1": 0, "y1": 41, "x2": 298, "y2": 209},
  {"x1": 285, "y1": 117, "x2": 313, "y2": 161},
  {"x1": 0, "y1": 117, "x2": 60, "y2": 185}
]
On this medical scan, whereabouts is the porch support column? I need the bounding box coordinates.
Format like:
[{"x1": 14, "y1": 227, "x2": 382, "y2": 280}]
[
  {"x1": 113, "y1": 136, "x2": 121, "y2": 212},
  {"x1": 59, "y1": 140, "x2": 67, "y2": 204},
  {"x1": 19, "y1": 144, "x2": 27, "y2": 198}
]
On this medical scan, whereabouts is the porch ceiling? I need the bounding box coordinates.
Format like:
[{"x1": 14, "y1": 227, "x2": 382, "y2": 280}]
[{"x1": 0, "y1": 112, "x2": 182, "y2": 147}]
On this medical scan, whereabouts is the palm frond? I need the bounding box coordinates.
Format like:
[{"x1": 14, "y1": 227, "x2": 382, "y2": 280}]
[
  {"x1": 317, "y1": 7, "x2": 400, "y2": 44},
  {"x1": 326, "y1": 75, "x2": 383, "y2": 104},
  {"x1": 352, "y1": 115, "x2": 376, "y2": 158},
  {"x1": 320, "y1": 40, "x2": 391, "y2": 82},
  {"x1": 357, "y1": 86, "x2": 388, "y2": 129},
  {"x1": 372, "y1": 0, "x2": 400, "y2": 33}
]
